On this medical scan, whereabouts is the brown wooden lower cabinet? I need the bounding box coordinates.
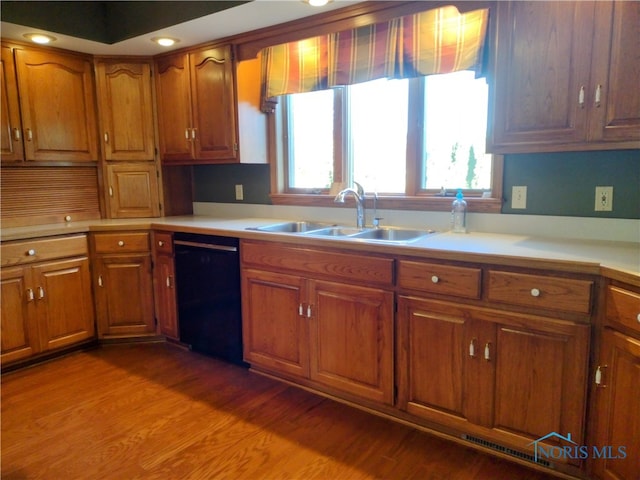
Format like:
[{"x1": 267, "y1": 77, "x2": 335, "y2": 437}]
[
  {"x1": 151, "y1": 231, "x2": 178, "y2": 340},
  {"x1": 91, "y1": 231, "x2": 155, "y2": 338},
  {"x1": 396, "y1": 296, "x2": 590, "y2": 470},
  {"x1": 241, "y1": 240, "x2": 395, "y2": 405},
  {"x1": 1, "y1": 235, "x2": 95, "y2": 366}
]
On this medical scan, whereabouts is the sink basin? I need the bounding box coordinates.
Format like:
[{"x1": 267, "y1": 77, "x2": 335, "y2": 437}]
[
  {"x1": 304, "y1": 226, "x2": 364, "y2": 237},
  {"x1": 350, "y1": 227, "x2": 435, "y2": 243},
  {"x1": 251, "y1": 221, "x2": 333, "y2": 233}
]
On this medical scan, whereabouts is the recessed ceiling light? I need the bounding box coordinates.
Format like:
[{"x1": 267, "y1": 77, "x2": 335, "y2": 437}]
[
  {"x1": 307, "y1": 0, "x2": 331, "y2": 6},
  {"x1": 151, "y1": 37, "x2": 180, "y2": 47},
  {"x1": 23, "y1": 33, "x2": 56, "y2": 44}
]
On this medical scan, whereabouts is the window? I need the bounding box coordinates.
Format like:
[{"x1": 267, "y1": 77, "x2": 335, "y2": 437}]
[{"x1": 281, "y1": 70, "x2": 493, "y2": 200}]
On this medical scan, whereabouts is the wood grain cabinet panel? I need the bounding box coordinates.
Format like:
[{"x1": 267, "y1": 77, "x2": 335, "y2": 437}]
[
  {"x1": 13, "y1": 48, "x2": 98, "y2": 162},
  {"x1": 489, "y1": 1, "x2": 640, "y2": 152},
  {"x1": 398, "y1": 260, "x2": 481, "y2": 299},
  {"x1": 1, "y1": 45, "x2": 24, "y2": 163},
  {"x1": 95, "y1": 60, "x2": 155, "y2": 161},
  {"x1": 0, "y1": 235, "x2": 95, "y2": 366},
  {"x1": 91, "y1": 232, "x2": 155, "y2": 338},
  {"x1": 155, "y1": 45, "x2": 238, "y2": 164},
  {"x1": 105, "y1": 163, "x2": 160, "y2": 218}
]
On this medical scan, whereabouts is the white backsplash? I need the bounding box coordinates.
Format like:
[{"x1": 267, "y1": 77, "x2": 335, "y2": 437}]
[{"x1": 193, "y1": 202, "x2": 640, "y2": 243}]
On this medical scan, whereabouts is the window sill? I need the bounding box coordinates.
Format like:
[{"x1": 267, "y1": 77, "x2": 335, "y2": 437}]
[{"x1": 270, "y1": 194, "x2": 503, "y2": 213}]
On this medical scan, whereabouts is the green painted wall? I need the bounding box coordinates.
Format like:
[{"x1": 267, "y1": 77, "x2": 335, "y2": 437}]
[
  {"x1": 502, "y1": 150, "x2": 639, "y2": 219},
  {"x1": 192, "y1": 149, "x2": 640, "y2": 219}
]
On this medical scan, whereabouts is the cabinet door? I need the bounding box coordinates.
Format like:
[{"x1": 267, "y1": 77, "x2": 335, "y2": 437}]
[
  {"x1": 0, "y1": 266, "x2": 39, "y2": 363},
  {"x1": 241, "y1": 269, "x2": 309, "y2": 378},
  {"x1": 95, "y1": 61, "x2": 155, "y2": 161},
  {"x1": 190, "y1": 45, "x2": 238, "y2": 161},
  {"x1": 94, "y1": 254, "x2": 155, "y2": 337},
  {"x1": 153, "y1": 254, "x2": 178, "y2": 339},
  {"x1": 309, "y1": 280, "x2": 394, "y2": 404},
  {"x1": 32, "y1": 257, "x2": 95, "y2": 351},
  {"x1": 490, "y1": 1, "x2": 595, "y2": 151},
  {"x1": 14, "y1": 48, "x2": 98, "y2": 162},
  {"x1": 492, "y1": 320, "x2": 590, "y2": 464},
  {"x1": 106, "y1": 163, "x2": 160, "y2": 218},
  {"x1": 1, "y1": 45, "x2": 24, "y2": 163},
  {"x1": 592, "y1": 329, "x2": 640, "y2": 480},
  {"x1": 155, "y1": 53, "x2": 193, "y2": 163},
  {"x1": 588, "y1": 1, "x2": 640, "y2": 144}
]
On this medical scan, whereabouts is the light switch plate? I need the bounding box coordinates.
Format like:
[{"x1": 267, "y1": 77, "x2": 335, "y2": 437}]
[
  {"x1": 235, "y1": 184, "x2": 244, "y2": 201},
  {"x1": 595, "y1": 186, "x2": 613, "y2": 211}
]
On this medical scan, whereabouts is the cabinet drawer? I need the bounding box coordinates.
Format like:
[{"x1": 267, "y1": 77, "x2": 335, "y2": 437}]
[
  {"x1": 153, "y1": 231, "x2": 173, "y2": 256},
  {"x1": 606, "y1": 286, "x2": 640, "y2": 334},
  {"x1": 92, "y1": 232, "x2": 150, "y2": 253},
  {"x1": 1, "y1": 235, "x2": 88, "y2": 267},
  {"x1": 241, "y1": 241, "x2": 394, "y2": 287},
  {"x1": 398, "y1": 260, "x2": 481, "y2": 299},
  {"x1": 488, "y1": 270, "x2": 593, "y2": 314}
]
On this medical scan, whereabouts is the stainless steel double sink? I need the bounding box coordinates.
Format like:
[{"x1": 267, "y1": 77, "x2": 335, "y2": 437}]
[{"x1": 248, "y1": 221, "x2": 436, "y2": 243}]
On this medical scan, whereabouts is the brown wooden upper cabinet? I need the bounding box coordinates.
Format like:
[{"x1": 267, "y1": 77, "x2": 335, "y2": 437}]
[
  {"x1": 488, "y1": 1, "x2": 640, "y2": 153},
  {"x1": 95, "y1": 60, "x2": 155, "y2": 161},
  {"x1": 1, "y1": 45, "x2": 24, "y2": 163},
  {"x1": 5, "y1": 46, "x2": 99, "y2": 162},
  {"x1": 155, "y1": 44, "x2": 238, "y2": 164}
]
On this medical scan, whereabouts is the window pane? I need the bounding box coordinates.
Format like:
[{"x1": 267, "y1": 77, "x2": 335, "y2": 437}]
[
  {"x1": 350, "y1": 79, "x2": 408, "y2": 193},
  {"x1": 423, "y1": 71, "x2": 491, "y2": 191},
  {"x1": 288, "y1": 89, "x2": 335, "y2": 189}
]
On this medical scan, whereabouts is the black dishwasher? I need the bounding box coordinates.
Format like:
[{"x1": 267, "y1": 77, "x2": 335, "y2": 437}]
[{"x1": 174, "y1": 232, "x2": 245, "y2": 365}]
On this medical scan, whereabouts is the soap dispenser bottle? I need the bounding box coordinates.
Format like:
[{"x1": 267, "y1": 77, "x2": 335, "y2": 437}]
[{"x1": 451, "y1": 189, "x2": 467, "y2": 233}]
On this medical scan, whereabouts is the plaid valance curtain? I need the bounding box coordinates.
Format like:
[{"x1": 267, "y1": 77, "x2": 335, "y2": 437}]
[{"x1": 260, "y1": 5, "x2": 489, "y2": 110}]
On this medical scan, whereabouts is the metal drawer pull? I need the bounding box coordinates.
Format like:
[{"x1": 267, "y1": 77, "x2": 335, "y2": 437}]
[
  {"x1": 469, "y1": 339, "x2": 476, "y2": 358},
  {"x1": 158, "y1": 241, "x2": 164, "y2": 247},
  {"x1": 98, "y1": 275, "x2": 103, "y2": 287},
  {"x1": 307, "y1": 305, "x2": 312, "y2": 318},
  {"x1": 26, "y1": 128, "x2": 33, "y2": 141},
  {"x1": 578, "y1": 86, "x2": 585, "y2": 107},
  {"x1": 299, "y1": 304, "x2": 304, "y2": 316},
  {"x1": 37, "y1": 287, "x2": 45, "y2": 300},
  {"x1": 26, "y1": 288, "x2": 34, "y2": 302},
  {"x1": 166, "y1": 275, "x2": 173, "y2": 288},
  {"x1": 27, "y1": 249, "x2": 36, "y2": 256},
  {"x1": 104, "y1": 132, "x2": 109, "y2": 143},
  {"x1": 431, "y1": 275, "x2": 439, "y2": 284},
  {"x1": 530, "y1": 288, "x2": 541, "y2": 297},
  {"x1": 185, "y1": 128, "x2": 190, "y2": 140},
  {"x1": 484, "y1": 342, "x2": 491, "y2": 361},
  {"x1": 595, "y1": 365, "x2": 608, "y2": 387},
  {"x1": 118, "y1": 240, "x2": 125, "y2": 247},
  {"x1": 13, "y1": 128, "x2": 20, "y2": 141},
  {"x1": 594, "y1": 84, "x2": 601, "y2": 107}
]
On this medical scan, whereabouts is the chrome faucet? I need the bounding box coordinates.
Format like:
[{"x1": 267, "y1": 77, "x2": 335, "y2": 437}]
[{"x1": 334, "y1": 181, "x2": 366, "y2": 228}]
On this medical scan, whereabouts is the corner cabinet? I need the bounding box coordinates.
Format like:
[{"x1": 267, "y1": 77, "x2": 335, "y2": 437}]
[
  {"x1": 241, "y1": 240, "x2": 395, "y2": 405},
  {"x1": 590, "y1": 281, "x2": 640, "y2": 480},
  {"x1": 90, "y1": 231, "x2": 156, "y2": 338},
  {"x1": 488, "y1": 1, "x2": 640, "y2": 153},
  {"x1": 155, "y1": 44, "x2": 238, "y2": 164},
  {"x1": 0, "y1": 235, "x2": 95, "y2": 366},
  {"x1": 10, "y1": 46, "x2": 99, "y2": 162}
]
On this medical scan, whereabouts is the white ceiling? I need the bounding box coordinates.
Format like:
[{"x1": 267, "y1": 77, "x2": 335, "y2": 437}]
[{"x1": 0, "y1": 0, "x2": 365, "y2": 56}]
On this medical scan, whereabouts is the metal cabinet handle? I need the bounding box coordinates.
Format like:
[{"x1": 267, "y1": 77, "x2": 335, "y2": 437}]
[
  {"x1": 109, "y1": 186, "x2": 114, "y2": 197},
  {"x1": 26, "y1": 128, "x2": 33, "y2": 141},
  {"x1": 191, "y1": 128, "x2": 197, "y2": 140},
  {"x1": 37, "y1": 286, "x2": 45, "y2": 300},
  {"x1": 595, "y1": 365, "x2": 608, "y2": 387},
  {"x1": 484, "y1": 342, "x2": 491, "y2": 361},
  {"x1": 578, "y1": 86, "x2": 585, "y2": 108},
  {"x1": 158, "y1": 241, "x2": 164, "y2": 247},
  {"x1": 469, "y1": 339, "x2": 476, "y2": 358},
  {"x1": 594, "y1": 84, "x2": 602, "y2": 107},
  {"x1": 185, "y1": 128, "x2": 190, "y2": 140},
  {"x1": 26, "y1": 288, "x2": 34, "y2": 302},
  {"x1": 104, "y1": 132, "x2": 109, "y2": 143},
  {"x1": 299, "y1": 303, "x2": 303, "y2": 316},
  {"x1": 166, "y1": 275, "x2": 173, "y2": 288},
  {"x1": 98, "y1": 275, "x2": 103, "y2": 287},
  {"x1": 636, "y1": 313, "x2": 640, "y2": 323},
  {"x1": 12, "y1": 128, "x2": 20, "y2": 141},
  {"x1": 307, "y1": 305, "x2": 312, "y2": 318}
]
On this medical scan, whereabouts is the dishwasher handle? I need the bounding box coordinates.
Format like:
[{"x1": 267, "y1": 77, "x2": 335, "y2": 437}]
[{"x1": 174, "y1": 239, "x2": 238, "y2": 252}]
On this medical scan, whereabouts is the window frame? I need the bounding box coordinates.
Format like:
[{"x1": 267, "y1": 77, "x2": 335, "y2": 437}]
[{"x1": 270, "y1": 74, "x2": 503, "y2": 213}]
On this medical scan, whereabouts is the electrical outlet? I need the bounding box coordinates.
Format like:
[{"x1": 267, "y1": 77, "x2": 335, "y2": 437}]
[
  {"x1": 511, "y1": 186, "x2": 527, "y2": 209},
  {"x1": 595, "y1": 186, "x2": 613, "y2": 211},
  {"x1": 235, "y1": 184, "x2": 244, "y2": 201}
]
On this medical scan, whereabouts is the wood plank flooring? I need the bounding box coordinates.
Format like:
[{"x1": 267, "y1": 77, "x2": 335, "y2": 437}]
[{"x1": 2, "y1": 343, "x2": 557, "y2": 480}]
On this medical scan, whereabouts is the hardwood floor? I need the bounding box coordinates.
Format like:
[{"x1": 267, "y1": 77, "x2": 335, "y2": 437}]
[{"x1": 2, "y1": 343, "x2": 557, "y2": 480}]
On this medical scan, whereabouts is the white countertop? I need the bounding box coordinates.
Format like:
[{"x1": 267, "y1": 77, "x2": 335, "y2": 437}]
[{"x1": 2, "y1": 215, "x2": 639, "y2": 283}]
